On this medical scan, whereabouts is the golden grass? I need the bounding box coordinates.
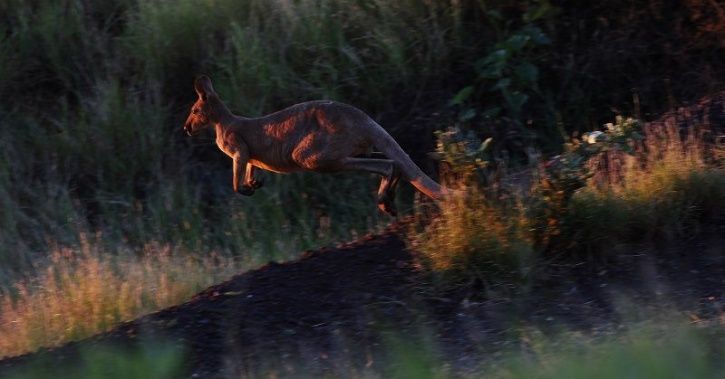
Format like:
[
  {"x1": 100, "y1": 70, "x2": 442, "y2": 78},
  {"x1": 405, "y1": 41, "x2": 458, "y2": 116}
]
[
  {"x1": 411, "y1": 186, "x2": 533, "y2": 282},
  {"x1": 415, "y1": 120, "x2": 723, "y2": 279},
  {"x1": 565, "y1": 123, "x2": 724, "y2": 246},
  {"x1": 587, "y1": 121, "x2": 710, "y2": 195},
  {"x1": 0, "y1": 234, "x2": 243, "y2": 359}
]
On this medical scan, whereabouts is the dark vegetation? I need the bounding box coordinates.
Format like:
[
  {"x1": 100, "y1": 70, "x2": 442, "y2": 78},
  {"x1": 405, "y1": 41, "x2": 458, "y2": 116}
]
[
  {"x1": 1, "y1": 0, "x2": 723, "y2": 267},
  {"x1": 0, "y1": 0, "x2": 723, "y2": 377}
]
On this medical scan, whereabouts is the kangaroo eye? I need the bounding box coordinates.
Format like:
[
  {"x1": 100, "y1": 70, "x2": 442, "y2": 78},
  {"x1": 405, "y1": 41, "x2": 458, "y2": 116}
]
[{"x1": 192, "y1": 109, "x2": 200, "y2": 114}]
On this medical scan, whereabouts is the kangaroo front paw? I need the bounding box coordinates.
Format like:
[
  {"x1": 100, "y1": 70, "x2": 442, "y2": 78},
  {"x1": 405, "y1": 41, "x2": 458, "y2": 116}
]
[{"x1": 237, "y1": 186, "x2": 255, "y2": 196}]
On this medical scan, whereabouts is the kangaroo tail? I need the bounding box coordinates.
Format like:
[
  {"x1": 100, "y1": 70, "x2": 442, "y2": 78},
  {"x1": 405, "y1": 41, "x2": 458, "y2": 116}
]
[{"x1": 368, "y1": 120, "x2": 451, "y2": 200}]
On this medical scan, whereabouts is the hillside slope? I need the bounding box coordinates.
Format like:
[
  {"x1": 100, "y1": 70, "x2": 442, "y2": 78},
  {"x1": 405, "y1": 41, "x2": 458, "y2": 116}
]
[{"x1": 1, "y1": 223, "x2": 722, "y2": 378}]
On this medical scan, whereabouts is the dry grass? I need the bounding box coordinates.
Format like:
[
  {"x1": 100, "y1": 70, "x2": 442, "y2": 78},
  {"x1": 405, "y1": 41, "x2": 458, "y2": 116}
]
[
  {"x1": 567, "y1": 122, "x2": 724, "y2": 247},
  {"x1": 411, "y1": 186, "x2": 533, "y2": 286},
  {"x1": 0, "y1": 235, "x2": 243, "y2": 359},
  {"x1": 414, "y1": 120, "x2": 724, "y2": 281}
]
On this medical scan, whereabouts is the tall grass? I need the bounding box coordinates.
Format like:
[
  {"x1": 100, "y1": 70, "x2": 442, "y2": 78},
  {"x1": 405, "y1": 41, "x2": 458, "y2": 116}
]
[
  {"x1": 0, "y1": 0, "x2": 474, "y2": 272},
  {"x1": 564, "y1": 123, "x2": 724, "y2": 252},
  {"x1": 411, "y1": 187, "x2": 534, "y2": 287},
  {"x1": 414, "y1": 121, "x2": 724, "y2": 283},
  {"x1": 0, "y1": 235, "x2": 241, "y2": 359}
]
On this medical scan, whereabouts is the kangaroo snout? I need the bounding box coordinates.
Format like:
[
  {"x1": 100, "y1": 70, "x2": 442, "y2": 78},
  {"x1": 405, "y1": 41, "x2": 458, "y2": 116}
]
[{"x1": 183, "y1": 123, "x2": 192, "y2": 136}]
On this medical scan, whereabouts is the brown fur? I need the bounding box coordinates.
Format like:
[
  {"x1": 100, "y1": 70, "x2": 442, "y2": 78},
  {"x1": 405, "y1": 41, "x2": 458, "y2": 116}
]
[{"x1": 183, "y1": 76, "x2": 449, "y2": 215}]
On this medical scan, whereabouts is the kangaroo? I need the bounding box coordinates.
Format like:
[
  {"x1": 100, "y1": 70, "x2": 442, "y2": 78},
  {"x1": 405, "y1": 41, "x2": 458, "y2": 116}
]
[{"x1": 183, "y1": 76, "x2": 450, "y2": 216}]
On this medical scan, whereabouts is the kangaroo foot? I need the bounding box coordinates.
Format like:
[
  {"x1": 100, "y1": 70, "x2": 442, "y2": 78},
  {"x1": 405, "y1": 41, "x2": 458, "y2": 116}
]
[
  {"x1": 377, "y1": 197, "x2": 398, "y2": 217},
  {"x1": 237, "y1": 186, "x2": 255, "y2": 196},
  {"x1": 250, "y1": 179, "x2": 264, "y2": 189}
]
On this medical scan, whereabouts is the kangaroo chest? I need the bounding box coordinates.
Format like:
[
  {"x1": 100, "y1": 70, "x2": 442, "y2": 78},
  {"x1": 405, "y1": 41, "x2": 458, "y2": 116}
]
[{"x1": 215, "y1": 134, "x2": 238, "y2": 158}]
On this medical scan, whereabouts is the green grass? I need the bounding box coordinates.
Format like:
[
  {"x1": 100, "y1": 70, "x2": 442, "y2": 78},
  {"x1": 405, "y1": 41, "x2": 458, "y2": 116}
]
[
  {"x1": 5, "y1": 341, "x2": 184, "y2": 379},
  {"x1": 381, "y1": 317, "x2": 724, "y2": 379},
  {"x1": 0, "y1": 0, "x2": 474, "y2": 273},
  {"x1": 7, "y1": 313, "x2": 720, "y2": 379},
  {"x1": 490, "y1": 324, "x2": 724, "y2": 379}
]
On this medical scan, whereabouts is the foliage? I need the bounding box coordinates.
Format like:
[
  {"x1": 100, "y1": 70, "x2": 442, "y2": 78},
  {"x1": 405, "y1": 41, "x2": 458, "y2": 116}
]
[
  {"x1": 415, "y1": 116, "x2": 724, "y2": 285},
  {"x1": 431, "y1": 127, "x2": 493, "y2": 184},
  {"x1": 451, "y1": 21, "x2": 553, "y2": 123},
  {"x1": 529, "y1": 116, "x2": 644, "y2": 248}
]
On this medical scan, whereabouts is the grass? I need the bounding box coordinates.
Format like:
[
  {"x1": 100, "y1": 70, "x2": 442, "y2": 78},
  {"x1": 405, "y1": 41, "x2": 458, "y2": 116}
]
[
  {"x1": 0, "y1": 0, "x2": 471, "y2": 270},
  {"x1": 5, "y1": 342, "x2": 184, "y2": 379},
  {"x1": 563, "y1": 123, "x2": 724, "y2": 254},
  {"x1": 0, "y1": 0, "x2": 723, "y2": 371},
  {"x1": 0, "y1": 236, "x2": 242, "y2": 359},
  {"x1": 0, "y1": 0, "x2": 467, "y2": 355},
  {"x1": 4, "y1": 307, "x2": 723, "y2": 378},
  {"x1": 410, "y1": 186, "x2": 534, "y2": 287},
  {"x1": 489, "y1": 322, "x2": 724, "y2": 379},
  {"x1": 381, "y1": 318, "x2": 724, "y2": 379},
  {"x1": 413, "y1": 121, "x2": 725, "y2": 284}
]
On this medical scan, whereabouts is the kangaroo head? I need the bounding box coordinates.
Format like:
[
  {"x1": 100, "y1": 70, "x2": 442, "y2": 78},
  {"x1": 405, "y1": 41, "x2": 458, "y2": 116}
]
[{"x1": 183, "y1": 76, "x2": 226, "y2": 135}]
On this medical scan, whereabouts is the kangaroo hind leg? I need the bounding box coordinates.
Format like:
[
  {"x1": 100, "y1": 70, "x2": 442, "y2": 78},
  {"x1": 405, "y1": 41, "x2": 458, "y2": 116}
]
[
  {"x1": 377, "y1": 165, "x2": 401, "y2": 216},
  {"x1": 340, "y1": 157, "x2": 399, "y2": 216}
]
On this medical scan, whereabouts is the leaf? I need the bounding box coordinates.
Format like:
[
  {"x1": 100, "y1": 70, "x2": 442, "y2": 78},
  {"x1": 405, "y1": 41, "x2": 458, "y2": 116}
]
[
  {"x1": 486, "y1": 10, "x2": 503, "y2": 21},
  {"x1": 482, "y1": 106, "x2": 501, "y2": 118},
  {"x1": 514, "y1": 63, "x2": 539, "y2": 84},
  {"x1": 479, "y1": 137, "x2": 493, "y2": 152},
  {"x1": 493, "y1": 77, "x2": 511, "y2": 91},
  {"x1": 481, "y1": 106, "x2": 501, "y2": 118},
  {"x1": 450, "y1": 85, "x2": 474, "y2": 106},
  {"x1": 523, "y1": 2, "x2": 556, "y2": 22},
  {"x1": 524, "y1": 26, "x2": 552, "y2": 45},
  {"x1": 458, "y1": 108, "x2": 476, "y2": 121},
  {"x1": 477, "y1": 49, "x2": 508, "y2": 79},
  {"x1": 504, "y1": 91, "x2": 529, "y2": 114},
  {"x1": 503, "y1": 34, "x2": 530, "y2": 51}
]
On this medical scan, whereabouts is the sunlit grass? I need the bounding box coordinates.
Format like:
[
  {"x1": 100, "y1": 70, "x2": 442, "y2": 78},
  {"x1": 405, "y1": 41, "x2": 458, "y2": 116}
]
[
  {"x1": 413, "y1": 121, "x2": 724, "y2": 283},
  {"x1": 0, "y1": 235, "x2": 242, "y2": 359},
  {"x1": 566, "y1": 123, "x2": 724, "y2": 250},
  {"x1": 411, "y1": 187, "x2": 534, "y2": 286}
]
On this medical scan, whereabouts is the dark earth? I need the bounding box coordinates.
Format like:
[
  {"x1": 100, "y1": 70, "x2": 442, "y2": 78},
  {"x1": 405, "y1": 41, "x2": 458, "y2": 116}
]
[
  {"x1": 0, "y1": 222, "x2": 722, "y2": 378},
  {"x1": 1, "y1": 94, "x2": 723, "y2": 378}
]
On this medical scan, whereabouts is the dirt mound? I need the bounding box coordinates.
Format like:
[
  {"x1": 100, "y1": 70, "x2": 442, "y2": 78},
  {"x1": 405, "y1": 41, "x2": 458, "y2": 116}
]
[{"x1": 0, "y1": 225, "x2": 427, "y2": 377}]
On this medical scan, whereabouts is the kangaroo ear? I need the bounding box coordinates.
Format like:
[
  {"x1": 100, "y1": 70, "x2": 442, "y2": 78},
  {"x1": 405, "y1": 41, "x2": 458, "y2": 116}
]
[{"x1": 194, "y1": 75, "x2": 215, "y2": 100}]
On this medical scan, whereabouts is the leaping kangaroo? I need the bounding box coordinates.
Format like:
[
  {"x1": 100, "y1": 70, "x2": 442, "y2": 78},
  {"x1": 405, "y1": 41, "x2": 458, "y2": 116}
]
[{"x1": 183, "y1": 76, "x2": 451, "y2": 216}]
